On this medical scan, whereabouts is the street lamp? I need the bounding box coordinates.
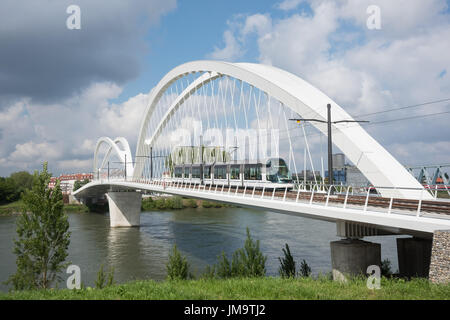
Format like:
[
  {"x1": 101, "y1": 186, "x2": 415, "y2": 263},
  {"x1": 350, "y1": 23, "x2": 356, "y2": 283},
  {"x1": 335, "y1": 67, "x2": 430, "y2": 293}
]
[{"x1": 290, "y1": 103, "x2": 369, "y2": 190}]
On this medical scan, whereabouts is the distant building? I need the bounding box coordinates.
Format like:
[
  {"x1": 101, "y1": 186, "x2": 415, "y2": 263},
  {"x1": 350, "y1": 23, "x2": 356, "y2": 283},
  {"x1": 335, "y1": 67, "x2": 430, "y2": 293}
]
[
  {"x1": 293, "y1": 170, "x2": 321, "y2": 182},
  {"x1": 325, "y1": 154, "x2": 369, "y2": 186},
  {"x1": 48, "y1": 173, "x2": 93, "y2": 195}
]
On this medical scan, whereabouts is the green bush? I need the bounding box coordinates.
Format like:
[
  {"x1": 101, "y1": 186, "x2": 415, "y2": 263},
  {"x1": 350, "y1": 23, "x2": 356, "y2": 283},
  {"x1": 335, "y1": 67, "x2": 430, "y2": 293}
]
[
  {"x1": 170, "y1": 196, "x2": 184, "y2": 209},
  {"x1": 202, "y1": 200, "x2": 213, "y2": 208},
  {"x1": 299, "y1": 259, "x2": 311, "y2": 278},
  {"x1": 381, "y1": 259, "x2": 393, "y2": 277},
  {"x1": 204, "y1": 228, "x2": 267, "y2": 279},
  {"x1": 184, "y1": 198, "x2": 198, "y2": 208},
  {"x1": 166, "y1": 244, "x2": 191, "y2": 280},
  {"x1": 141, "y1": 197, "x2": 155, "y2": 211},
  {"x1": 278, "y1": 243, "x2": 296, "y2": 278},
  {"x1": 155, "y1": 198, "x2": 166, "y2": 210},
  {"x1": 95, "y1": 264, "x2": 115, "y2": 289}
]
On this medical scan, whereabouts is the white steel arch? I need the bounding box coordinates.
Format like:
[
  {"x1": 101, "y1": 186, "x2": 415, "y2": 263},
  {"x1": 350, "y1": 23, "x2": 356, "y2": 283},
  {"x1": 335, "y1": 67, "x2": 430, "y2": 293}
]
[
  {"x1": 94, "y1": 137, "x2": 134, "y2": 178},
  {"x1": 134, "y1": 60, "x2": 431, "y2": 199}
]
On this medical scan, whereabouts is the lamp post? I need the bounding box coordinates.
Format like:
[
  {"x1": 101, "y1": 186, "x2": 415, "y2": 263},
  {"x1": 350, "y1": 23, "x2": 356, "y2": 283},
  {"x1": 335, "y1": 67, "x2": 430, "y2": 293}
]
[{"x1": 290, "y1": 103, "x2": 369, "y2": 192}]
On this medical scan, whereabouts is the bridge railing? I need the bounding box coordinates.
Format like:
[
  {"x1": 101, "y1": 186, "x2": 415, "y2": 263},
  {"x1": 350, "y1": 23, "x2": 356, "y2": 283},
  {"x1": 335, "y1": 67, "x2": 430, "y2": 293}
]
[{"x1": 126, "y1": 178, "x2": 449, "y2": 218}]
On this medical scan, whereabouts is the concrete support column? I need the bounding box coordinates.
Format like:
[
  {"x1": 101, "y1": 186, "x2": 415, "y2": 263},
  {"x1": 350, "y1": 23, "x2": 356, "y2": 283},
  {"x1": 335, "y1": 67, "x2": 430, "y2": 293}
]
[
  {"x1": 330, "y1": 239, "x2": 381, "y2": 281},
  {"x1": 106, "y1": 192, "x2": 142, "y2": 227},
  {"x1": 396, "y1": 237, "x2": 432, "y2": 279},
  {"x1": 429, "y1": 230, "x2": 450, "y2": 284}
]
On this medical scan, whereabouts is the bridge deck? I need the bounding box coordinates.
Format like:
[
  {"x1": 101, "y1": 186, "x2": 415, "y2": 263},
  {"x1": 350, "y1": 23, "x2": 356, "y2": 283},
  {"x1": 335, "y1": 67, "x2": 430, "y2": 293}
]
[{"x1": 74, "y1": 180, "x2": 450, "y2": 238}]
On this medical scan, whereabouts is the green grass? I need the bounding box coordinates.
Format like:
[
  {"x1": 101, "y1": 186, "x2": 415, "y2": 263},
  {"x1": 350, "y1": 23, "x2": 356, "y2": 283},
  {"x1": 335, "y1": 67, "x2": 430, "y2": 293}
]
[
  {"x1": 1, "y1": 277, "x2": 449, "y2": 300},
  {"x1": 63, "y1": 204, "x2": 89, "y2": 213}
]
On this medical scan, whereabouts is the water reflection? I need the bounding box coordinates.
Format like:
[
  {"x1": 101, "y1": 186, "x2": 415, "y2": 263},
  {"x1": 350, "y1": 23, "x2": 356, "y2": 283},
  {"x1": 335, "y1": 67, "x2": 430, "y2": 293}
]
[{"x1": 0, "y1": 207, "x2": 401, "y2": 291}]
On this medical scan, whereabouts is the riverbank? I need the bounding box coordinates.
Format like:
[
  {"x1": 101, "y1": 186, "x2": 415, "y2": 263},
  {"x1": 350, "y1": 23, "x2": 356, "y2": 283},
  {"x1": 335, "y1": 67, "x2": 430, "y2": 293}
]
[
  {"x1": 1, "y1": 277, "x2": 449, "y2": 300},
  {"x1": 141, "y1": 196, "x2": 235, "y2": 211},
  {"x1": 0, "y1": 201, "x2": 89, "y2": 216}
]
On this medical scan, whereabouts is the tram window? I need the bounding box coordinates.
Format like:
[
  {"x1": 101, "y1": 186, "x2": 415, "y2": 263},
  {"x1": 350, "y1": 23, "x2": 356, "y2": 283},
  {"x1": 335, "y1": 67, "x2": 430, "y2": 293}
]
[
  {"x1": 244, "y1": 165, "x2": 262, "y2": 180},
  {"x1": 203, "y1": 166, "x2": 211, "y2": 179},
  {"x1": 174, "y1": 167, "x2": 182, "y2": 178},
  {"x1": 214, "y1": 166, "x2": 227, "y2": 179},
  {"x1": 230, "y1": 166, "x2": 240, "y2": 180},
  {"x1": 192, "y1": 167, "x2": 201, "y2": 179}
]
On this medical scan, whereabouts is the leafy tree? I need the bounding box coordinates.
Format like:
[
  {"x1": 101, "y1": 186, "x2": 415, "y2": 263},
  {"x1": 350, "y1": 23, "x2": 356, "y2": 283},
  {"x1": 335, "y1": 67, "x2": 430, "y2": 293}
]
[
  {"x1": 0, "y1": 177, "x2": 19, "y2": 204},
  {"x1": 6, "y1": 162, "x2": 71, "y2": 290},
  {"x1": 166, "y1": 244, "x2": 190, "y2": 280},
  {"x1": 10, "y1": 171, "x2": 34, "y2": 194},
  {"x1": 73, "y1": 178, "x2": 90, "y2": 192},
  {"x1": 278, "y1": 243, "x2": 296, "y2": 278}
]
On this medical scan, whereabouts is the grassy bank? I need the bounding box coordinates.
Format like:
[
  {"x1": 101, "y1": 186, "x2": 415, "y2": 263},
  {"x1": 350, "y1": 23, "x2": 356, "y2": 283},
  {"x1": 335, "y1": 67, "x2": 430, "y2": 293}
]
[
  {"x1": 0, "y1": 200, "x2": 89, "y2": 215},
  {"x1": 141, "y1": 196, "x2": 235, "y2": 211},
  {"x1": 1, "y1": 277, "x2": 449, "y2": 300},
  {"x1": 0, "y1": 200, "x2": 24, "y2": 215}
]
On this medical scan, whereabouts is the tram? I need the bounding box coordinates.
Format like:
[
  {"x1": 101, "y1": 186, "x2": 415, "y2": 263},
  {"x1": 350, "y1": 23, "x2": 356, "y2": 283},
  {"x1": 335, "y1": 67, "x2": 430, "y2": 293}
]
[{"x1": 171, "y1": 158, "x2": 294, "y2": 190}]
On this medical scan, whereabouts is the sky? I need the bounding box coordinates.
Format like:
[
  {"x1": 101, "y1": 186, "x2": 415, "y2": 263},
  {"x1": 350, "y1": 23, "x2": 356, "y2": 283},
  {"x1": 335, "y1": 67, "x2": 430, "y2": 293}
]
[{"x1": 0, "y1": 0, "x2": 449, "y2": 176}]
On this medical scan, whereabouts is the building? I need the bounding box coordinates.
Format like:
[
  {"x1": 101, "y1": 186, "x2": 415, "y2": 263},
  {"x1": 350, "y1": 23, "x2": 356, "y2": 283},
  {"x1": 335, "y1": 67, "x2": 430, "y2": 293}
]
[
  {"x1": 48, "y1": 173, "x2": 93, "y2": 195},
  {"x1": 325, "y1": 154, "x2": 369, "y2": 186}
]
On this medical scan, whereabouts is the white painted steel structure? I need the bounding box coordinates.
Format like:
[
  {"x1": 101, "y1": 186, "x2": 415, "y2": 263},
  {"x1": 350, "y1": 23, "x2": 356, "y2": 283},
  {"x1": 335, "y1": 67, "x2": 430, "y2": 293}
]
[
  {"x1": 94, "y1": 137, "x2": 134, "y2": 178},
  {"x1": 74, "y1": 60, "x2": 450, "y2": 235},
  {"x1": 133, "y1": 61, "x2": 429, "y2": 200}
]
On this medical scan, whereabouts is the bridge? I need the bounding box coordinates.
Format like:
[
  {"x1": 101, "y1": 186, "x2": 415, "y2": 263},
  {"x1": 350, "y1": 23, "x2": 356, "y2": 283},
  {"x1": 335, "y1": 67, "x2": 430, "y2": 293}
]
[{"x1": 74, "y1": 60, "x2": 450, "y2": 283}]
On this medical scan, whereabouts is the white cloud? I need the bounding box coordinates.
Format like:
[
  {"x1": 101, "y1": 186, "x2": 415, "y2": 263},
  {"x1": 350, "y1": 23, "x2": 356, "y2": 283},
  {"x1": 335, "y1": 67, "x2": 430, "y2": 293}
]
[
  {"x1": 0, "y1": 81, "x2": 153, "y2": 175},
  {"x1": 207, "y1": 0, "x2": 450, "y2": 166},
  {"x1": 276, "y1": 0, "x2": 304, "y2": 11},
  {"x1": 207, "y1": 30, "x2": 243, "y2": 61}
]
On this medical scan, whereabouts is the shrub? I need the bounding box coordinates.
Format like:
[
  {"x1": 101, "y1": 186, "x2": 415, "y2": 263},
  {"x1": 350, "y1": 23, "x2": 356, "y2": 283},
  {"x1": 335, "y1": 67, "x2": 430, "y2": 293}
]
[
  {"x1": 215, "y1": 251, "x2": 232, "y2": 278},
  {"x1": 95, "y1": 264, "x2": 115, "y2": 289},
  {"x1": 279, "y1": 243, "x2": 296, "y2": 278},
  {"x1": 185, "y1": 198, "x2": 198, "y2": 208},
  {"x1": 141, "y1": 197, "x2": 155, "y2": 211},
  {"x1": 166, "y1": 244, "x2": 190, "y2": 280},
  {"x1": 171, "y1": 196, "x2": 183, "y2": 209},
  {"x1": 236, "y1": 228, "x2": 267, "y2": 277},
  {"x1": 203, "y1": 228, "x2": 267, "y2": 279},
  {"x1": 299, "y1": 259, "x2": 312, "y2": 278},
  {"x1": 202, "y1": 201, "x2": 213, "y2": 208},
  {"x1": 381, "y1": 259, "x2": 393, "y2": 277},
  {"x1": 155, "y1": 198, "x2": 166, "y2": 210}
]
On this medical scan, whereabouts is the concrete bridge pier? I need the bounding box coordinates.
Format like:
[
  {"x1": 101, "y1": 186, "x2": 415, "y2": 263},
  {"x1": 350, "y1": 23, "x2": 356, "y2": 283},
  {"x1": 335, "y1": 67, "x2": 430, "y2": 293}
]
[
  {"x1": 330, "y1": 221, "x2": 381, "y2": 281},
  {"x1": 106, "y1": 191, "x2": 142, "y2": 227}
]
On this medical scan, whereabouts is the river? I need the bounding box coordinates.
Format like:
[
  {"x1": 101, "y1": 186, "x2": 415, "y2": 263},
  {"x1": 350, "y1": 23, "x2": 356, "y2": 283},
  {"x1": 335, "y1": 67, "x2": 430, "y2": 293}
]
[{"x1": 0, "y1": 207, "x2": 403, "y2": 291}]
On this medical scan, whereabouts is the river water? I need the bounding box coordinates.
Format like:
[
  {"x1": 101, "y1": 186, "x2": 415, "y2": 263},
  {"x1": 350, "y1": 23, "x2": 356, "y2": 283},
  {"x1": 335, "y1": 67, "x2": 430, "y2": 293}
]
[{"x1": 0, "y1": 207, "x2": 403, "y2": 291}]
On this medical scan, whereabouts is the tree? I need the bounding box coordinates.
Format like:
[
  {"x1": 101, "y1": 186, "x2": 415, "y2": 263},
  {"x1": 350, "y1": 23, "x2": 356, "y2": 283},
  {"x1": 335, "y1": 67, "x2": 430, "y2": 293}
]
[
  {"x1": 7, "y1": 162, "x2": 71, "y2": 290},
  {"x1": 278, "y1": 243, "x2": 296, "y2": 278},
  {"x1": 73, "y1": 178, "x2": 89, "y2": 192},
  {"x1": 0, "y1": 177, "x2": 19, "y2": 204},
  {"x1": 235, "y1": 228, "x2": 267, "y2": 277},
  {"x1": 10, "y1": 171, "x2": 34, "y2": 194},
  {"x1": 166, "y1": 244, "x2": 190, "y2": 280}
]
